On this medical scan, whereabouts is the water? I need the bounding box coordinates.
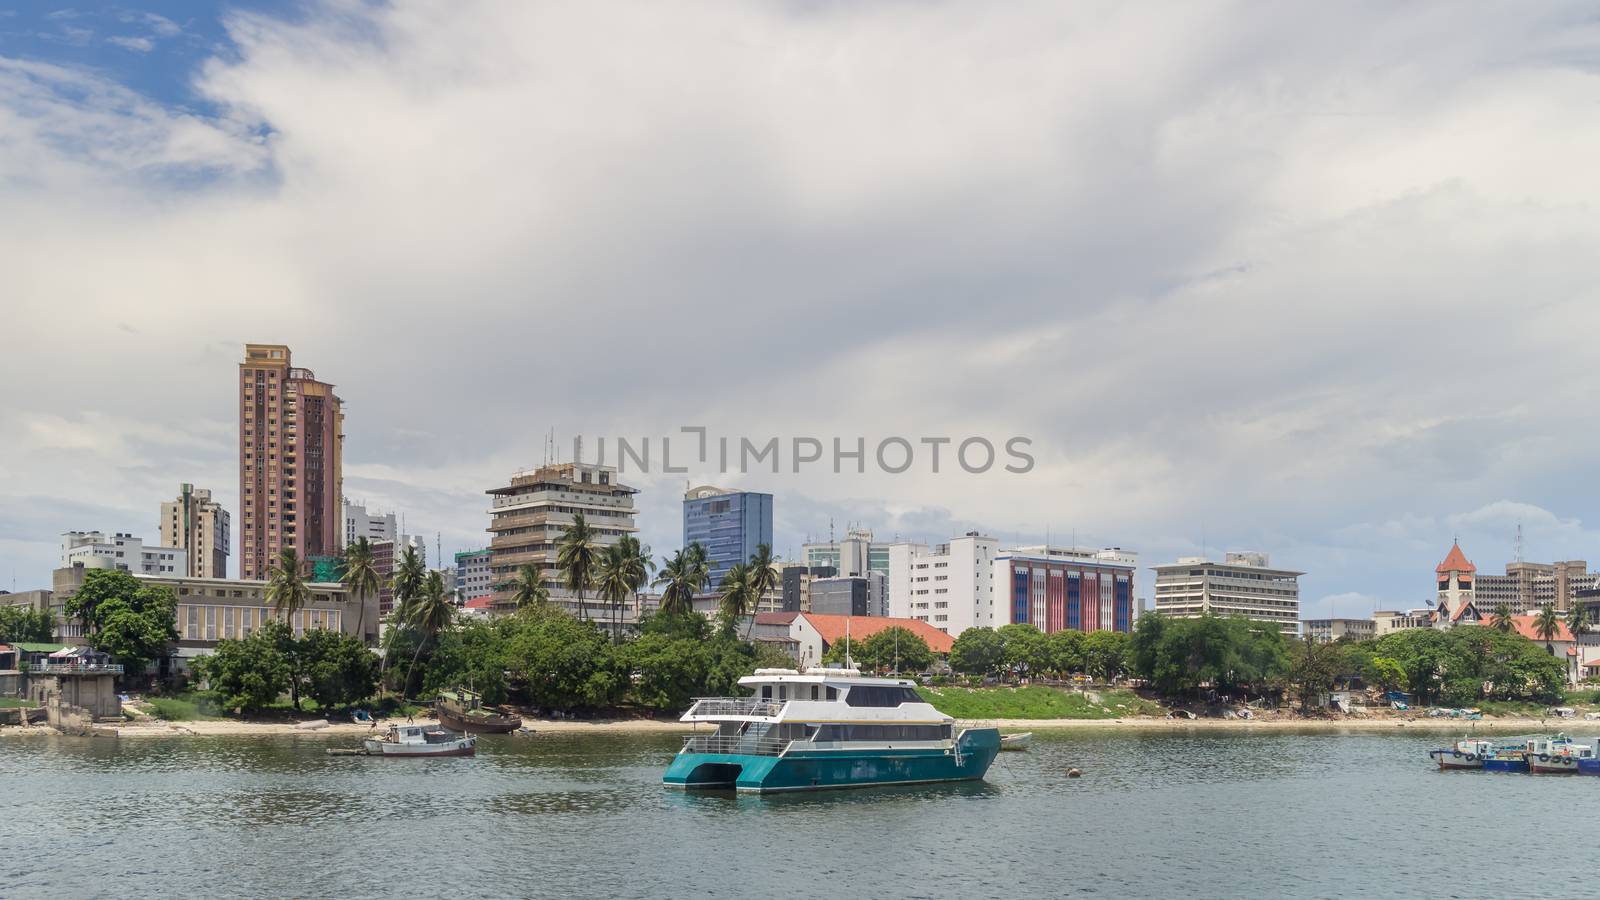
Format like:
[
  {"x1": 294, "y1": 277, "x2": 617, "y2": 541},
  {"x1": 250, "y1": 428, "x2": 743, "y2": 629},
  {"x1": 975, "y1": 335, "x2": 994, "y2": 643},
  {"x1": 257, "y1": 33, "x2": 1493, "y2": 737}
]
[{"x1": 2, "y1": 728, "x2": 1591, "y2": 899}]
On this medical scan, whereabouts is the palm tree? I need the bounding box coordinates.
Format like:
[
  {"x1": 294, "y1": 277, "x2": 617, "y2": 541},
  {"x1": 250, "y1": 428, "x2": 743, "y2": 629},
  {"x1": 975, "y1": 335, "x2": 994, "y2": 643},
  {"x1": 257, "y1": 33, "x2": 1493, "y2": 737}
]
[
  {"x1": 619, "y1": 534, "x2": 655, "y2": 632},
  {"x1": 1566, "y1": 603, "x2": 1588, "y2": 641},
  {"x1": 685, "y1": 541, "x2": 711, "y2": 594},
  {"x1": 1534, "y1": 604, "x2": 1563, "y2": 653},
  {"x1": 718, "y1": 563, "x2": 754, "y2": 636},
  {"x1": 404, "y1": 570, "x2": 454, "y2": 698},
  {"x1": 595, "y1": 542, "x2": 634, "y2": 644},
  {"x1": 510, "y1": 563, "x2": 550, "y2": 610},
  {"x1": 379, "y1": 544, "x2": 428, "y2": 687},
  {"x1": 746, "y1": 543, "x2": 777, "y2": 638},
  {"x1": 266, "y1": 548, "x2": 310, "y2": 625},
  {"x1": 653, "y1": 550, "x2": 697, "y2": 617},
  {"x1": 342, "y1": 537, "x2": 380, "y2": 645},
  {"x1": 1490, "y1": 608, "x2": 1515, "y2": 633},
  {"x1": 556, "y1": 511, "x2": 599, "y2": 622}
]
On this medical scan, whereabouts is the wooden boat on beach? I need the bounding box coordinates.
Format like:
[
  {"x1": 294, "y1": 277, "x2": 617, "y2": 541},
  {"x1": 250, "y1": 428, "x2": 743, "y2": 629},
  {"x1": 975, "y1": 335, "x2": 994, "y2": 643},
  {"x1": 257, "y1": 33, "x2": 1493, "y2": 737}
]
[{"x1": 435, "y1": 689, "x2": 523, "y2": 734}]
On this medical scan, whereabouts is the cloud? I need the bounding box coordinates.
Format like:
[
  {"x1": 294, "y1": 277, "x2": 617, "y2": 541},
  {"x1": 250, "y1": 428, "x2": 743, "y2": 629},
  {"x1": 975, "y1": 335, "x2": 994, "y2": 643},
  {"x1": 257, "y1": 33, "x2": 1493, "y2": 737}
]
[
  {"x1": 3, "y1": 0, "x2": 1600, "y2": 607},
  {"x1": 106, "y1": 35, "x2": 154, "y2": 53}
]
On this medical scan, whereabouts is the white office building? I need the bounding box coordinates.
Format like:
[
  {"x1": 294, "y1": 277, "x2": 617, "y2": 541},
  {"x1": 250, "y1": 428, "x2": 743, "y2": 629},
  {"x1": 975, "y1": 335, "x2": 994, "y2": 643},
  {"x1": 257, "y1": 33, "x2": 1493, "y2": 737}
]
[
  {"x1": 887, "y1": 532, "x2": 1001, "y2": 636},
  {"x1": 344, "y1": 501, "x2": 398, "y2": 548},
  {"x1": 60, "y1": 531, "x2": 186, "y2": 576},
  {"x1": 1151, "y1": 551, "x2": 1302, "y2": 636}
]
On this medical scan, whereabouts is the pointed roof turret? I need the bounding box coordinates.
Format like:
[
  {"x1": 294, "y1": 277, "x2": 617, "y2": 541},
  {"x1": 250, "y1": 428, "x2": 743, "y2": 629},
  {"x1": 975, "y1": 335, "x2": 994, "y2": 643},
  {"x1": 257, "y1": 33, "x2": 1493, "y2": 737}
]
[{"x1": 1436, "y1": 541, "x2": 1476, "y2": 574}]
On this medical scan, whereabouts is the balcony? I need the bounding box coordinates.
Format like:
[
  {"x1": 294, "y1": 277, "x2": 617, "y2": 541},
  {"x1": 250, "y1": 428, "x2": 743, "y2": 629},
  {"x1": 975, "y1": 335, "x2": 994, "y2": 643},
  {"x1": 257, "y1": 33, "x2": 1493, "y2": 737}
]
[
  {"x1": 32, "y1": 663, "x2": 124, "y2": 676},
  {"x1": 684, "y1": 697, "x2": 786, "y2": 718},
  {"x1": 681, "y1": 732, "x2": 793, "y2": 757}
]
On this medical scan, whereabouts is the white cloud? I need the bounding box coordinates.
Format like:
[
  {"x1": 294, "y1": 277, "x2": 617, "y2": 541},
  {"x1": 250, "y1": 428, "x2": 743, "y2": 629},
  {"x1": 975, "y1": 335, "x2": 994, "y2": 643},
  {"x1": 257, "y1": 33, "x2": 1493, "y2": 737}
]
[
  {"x1": 3, "y1": 1, "x2": 1600, "y2": 606},
  {"x1": 106, "y1": 35, "x2": 154, "y2": 53}
]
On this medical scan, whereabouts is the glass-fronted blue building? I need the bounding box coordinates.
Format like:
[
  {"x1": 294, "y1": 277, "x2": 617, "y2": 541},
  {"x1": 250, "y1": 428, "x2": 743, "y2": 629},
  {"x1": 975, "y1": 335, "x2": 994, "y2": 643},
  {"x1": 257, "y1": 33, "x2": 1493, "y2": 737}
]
[{"x1": 683, "y1": 486, "x2": 774, "y2": 587}]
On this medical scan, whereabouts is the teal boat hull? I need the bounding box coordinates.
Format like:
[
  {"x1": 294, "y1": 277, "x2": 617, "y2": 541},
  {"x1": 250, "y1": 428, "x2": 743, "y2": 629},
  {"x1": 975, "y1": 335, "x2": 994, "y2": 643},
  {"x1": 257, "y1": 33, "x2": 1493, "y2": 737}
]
[{"x1": 664, "y1": 728, "x2": 1001, "y2": 793}]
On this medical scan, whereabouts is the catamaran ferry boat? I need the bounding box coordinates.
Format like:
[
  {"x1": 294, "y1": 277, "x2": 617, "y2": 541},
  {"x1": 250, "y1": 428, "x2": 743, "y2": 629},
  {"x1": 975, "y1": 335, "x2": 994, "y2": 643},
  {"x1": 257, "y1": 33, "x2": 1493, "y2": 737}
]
[{"x1": 662, "y1": 669, "x2": 1000, "y2": 793}]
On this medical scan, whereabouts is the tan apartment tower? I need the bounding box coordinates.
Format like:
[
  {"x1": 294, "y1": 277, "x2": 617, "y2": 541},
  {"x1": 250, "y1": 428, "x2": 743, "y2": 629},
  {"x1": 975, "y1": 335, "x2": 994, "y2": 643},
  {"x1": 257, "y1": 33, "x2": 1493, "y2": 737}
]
[
  {"x1": 485, "y1": 462, "x2": 637, "y2": 618},
  {"x1": 238, "y1": 344, "x2": 345, "y2": 580},
  {"x1": 160, "y1": 484, "x2": 231, "y2": 579}
]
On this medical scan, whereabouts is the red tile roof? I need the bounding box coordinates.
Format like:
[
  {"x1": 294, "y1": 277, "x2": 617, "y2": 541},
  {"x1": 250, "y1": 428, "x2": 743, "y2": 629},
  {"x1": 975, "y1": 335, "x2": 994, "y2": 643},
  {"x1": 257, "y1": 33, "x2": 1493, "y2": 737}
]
[
  {"x1": 464, "y1": 597, "x2": 493, "y2": 610},
  {"x1": 754, "y1": 612, "x2": 800, "y2": 626},
  {"x1": 1436, "y1": 542, "x2": 1477, "y2": 574},
  {"x1": 1510, "y1": 614, "x2": 1574, "y2": 643},
  {"x1": 798, "y1": 614, "x2": 955, "y2": 654}
]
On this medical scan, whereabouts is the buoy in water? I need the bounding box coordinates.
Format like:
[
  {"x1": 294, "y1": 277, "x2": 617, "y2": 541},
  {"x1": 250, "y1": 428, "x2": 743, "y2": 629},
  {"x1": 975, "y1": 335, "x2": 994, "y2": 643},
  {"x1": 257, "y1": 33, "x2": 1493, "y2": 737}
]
[{"x1": 1067, "y1": 768, "x2": 1082, "y2": 778}]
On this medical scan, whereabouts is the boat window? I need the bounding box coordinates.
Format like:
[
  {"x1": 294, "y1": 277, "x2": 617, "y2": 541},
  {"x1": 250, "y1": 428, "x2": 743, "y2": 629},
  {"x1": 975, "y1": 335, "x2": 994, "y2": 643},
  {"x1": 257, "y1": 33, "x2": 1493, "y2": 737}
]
[
  {"x1": 779, "y1": 686, "x2": 788, "y2": 700},
  {"x1": 826, "y1": 687, "x2": 838, "y2": 701},
  {"x1": 815, "y1": 724, "x2": 948, "y2": 741},
  {"x1": 844, "y1": 686, "x2": 923, "y2": 707},
  {"x1": 810, "y1": 685, "x2": 819, "y2": 701},
  {"x1": 761, "y1": 685, "x2": 772, "y2": 700}
]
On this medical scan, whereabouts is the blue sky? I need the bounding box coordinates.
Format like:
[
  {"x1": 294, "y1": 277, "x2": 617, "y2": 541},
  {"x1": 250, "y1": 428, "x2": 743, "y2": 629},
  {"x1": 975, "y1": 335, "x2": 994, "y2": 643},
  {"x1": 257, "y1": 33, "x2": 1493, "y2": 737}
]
[{"x1": 5, "y1": 1, "x2": 1600, "y2": 617}]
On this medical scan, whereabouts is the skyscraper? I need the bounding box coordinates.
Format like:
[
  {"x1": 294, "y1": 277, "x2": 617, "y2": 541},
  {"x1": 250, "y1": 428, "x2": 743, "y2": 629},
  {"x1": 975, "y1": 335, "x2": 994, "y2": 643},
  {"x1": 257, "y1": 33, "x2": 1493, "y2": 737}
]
[
  {"x1": 238, "y1": 343, "x2": 345, "y2": 580},
  {"x1": 160, "y1": 483, "x2": 231, "y2": 578},
  {"x1": 682, "y1": 485, "x2": 774, "y2": 587}
]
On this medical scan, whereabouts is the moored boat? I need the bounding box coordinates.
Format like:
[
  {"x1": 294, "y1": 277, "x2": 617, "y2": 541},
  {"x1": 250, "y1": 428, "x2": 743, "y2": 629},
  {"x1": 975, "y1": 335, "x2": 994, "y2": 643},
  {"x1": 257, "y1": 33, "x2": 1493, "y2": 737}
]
[
  {"x1": 435, "y1": 689, "x2": 523, "y2": 734},
  {"x1": 663, "y1": 668, "x2": 1000, "y2": 793},
  {"x1": 1525, "y1": 734, "x2": 1591, "y2": 774},
  {"x1": 1429, "y1": 739, "x2": 1494, "y2": 770},
  {"x1": 362, "y1": 723, "x2": 476, "y2": 757},
  {"x1": 1000, "y1": 732, "x2": 1033, "y2": 752}
]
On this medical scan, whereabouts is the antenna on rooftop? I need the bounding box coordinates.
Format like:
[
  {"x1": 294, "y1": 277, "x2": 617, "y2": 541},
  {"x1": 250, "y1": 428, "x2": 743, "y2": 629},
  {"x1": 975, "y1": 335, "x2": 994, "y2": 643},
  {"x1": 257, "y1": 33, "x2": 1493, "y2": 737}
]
[{"x1": 1515, "y1": 522, "x2": 1524, "y2": 565}]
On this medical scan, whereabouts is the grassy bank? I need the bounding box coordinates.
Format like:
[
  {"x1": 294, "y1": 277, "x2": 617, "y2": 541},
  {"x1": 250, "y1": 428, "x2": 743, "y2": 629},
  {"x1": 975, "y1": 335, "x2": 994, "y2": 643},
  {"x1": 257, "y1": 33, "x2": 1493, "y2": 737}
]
[
  {"x1": 0, "y1": 698, "x2": 37, "y2": 709},
  {"x1": 919, "y1": 685, "x2": 1165, "y2": 720}
]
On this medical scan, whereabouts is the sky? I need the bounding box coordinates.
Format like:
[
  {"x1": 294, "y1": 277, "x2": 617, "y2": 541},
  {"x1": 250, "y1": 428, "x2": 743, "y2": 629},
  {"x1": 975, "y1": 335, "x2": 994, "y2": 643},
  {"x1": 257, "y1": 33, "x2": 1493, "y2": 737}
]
[{"x1": 4, "y1": 1, "x2": 1600, "y2": 618}]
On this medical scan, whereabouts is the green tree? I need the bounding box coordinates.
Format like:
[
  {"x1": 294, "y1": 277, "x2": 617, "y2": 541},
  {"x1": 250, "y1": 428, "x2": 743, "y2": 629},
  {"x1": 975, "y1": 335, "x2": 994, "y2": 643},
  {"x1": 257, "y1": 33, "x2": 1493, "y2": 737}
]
[
  {"x1": 298, "y1": 627, "x2": 380, "y2": 711},
  {"x1": 510, "y1": 563, "x2": 550, "y2": 610},
  {"x1": 192, "y1": 625, "x2": 290, "y2": 713},
  {"x1": 1081, "y1": 630, "x2": 1130, "y2": 683},
  {"x1": 64, "y1": 570, "x2": 178, "y2": 677},
  {"x1": 859, "y1": 626, "x2": 933, "y2": 674},
  {"x1": 423, "y1": 618, "x2": 513, "y2": 704},
  {"x1": 0, "y1": 605, "x2": 54, "y2": 643},
  {"x1": 1490, "y1": 608, "x2": 1515, "y2": 633},
  {"x1": 266, "y1": 548, "x2": 311, "y2": 623},
  {"x1": 716, "y1": 563, "x2": 755, "y2": 638},
  {"x1": 997, "y1": 623, "x2": 1048, "y2": 679},
  {"x1": 623, "y1": 632, "x2": 712, "y2": 713},
  {"x1": 403, "y1": 571, "x2": 455, "y2": 698},
  {"x1": 556, "y1": 510, "x2": 600, "y2": 622},
  {"x1": 949, "y1": 626, "x2": 1005, "y2": 676},
  {"x1": 617, "y1": 534, "x2": 655, "y2": 636},
  {"x1": 381, "y1": 544, "x2": 428, "y2": 685},
  {"x1": 1286, "y1": 638, "x2": 1342, "y2": 711},
  {"x1": 1045, "y1": 629, "x2": 1085, "y2": 676},
  {"x1": 746, "y1": 544, "x2": 778, "y2": 627},
  {"x1": 342, "y1": 537, "x2": 381, "y2": 645},
  {"x1": 653, "y1": 549, "x2": 702, "y2": 618},
  {"x1": 594, "y1": 542, "x2": 634, "y2": 644},
  {"x1": 1534, "y1": 604, "x2": 1562, "y2": 652},
  {"x1": 506, "y1": 612, "x2": 622, "y2": 712},
  {"x1": 1363, "y1": 656, "x2": 1407, "y2": 694}
]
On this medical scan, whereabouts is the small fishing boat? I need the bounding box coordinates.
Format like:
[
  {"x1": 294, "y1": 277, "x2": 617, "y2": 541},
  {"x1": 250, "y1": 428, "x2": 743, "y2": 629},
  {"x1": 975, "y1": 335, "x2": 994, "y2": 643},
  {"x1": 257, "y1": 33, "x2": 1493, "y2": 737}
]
[
  {"x1": 1428, "y1": 739, "x2": 1494, "y2": 769},
  {"x1": 1526, "y1": 734, "x2": 1591, "y2": 774},
  {"x1": 435, "y1": 689, "x2": 523, "y2": 734},
  {"x1": 362, "y1": 723, "x2": 475, "y2": 757},
  {"x1": 1000, "y1": 732, "x2": 1033, "y2": 751}
]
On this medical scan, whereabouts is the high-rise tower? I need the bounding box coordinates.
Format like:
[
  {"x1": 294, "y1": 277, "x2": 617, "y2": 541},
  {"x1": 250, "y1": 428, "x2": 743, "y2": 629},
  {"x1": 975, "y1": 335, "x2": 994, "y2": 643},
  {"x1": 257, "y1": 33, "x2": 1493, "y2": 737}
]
[
  {"x1": 238, "y1": 344, "x2": 345, "y2": 580},
  {"x1": 160, "y1": 483, "x2": 231, "y2": 578}
]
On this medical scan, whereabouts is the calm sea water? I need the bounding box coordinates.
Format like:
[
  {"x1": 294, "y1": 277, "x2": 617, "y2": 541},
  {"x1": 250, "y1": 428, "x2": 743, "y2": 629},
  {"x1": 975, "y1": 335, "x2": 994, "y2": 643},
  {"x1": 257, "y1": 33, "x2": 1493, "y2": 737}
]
[{"x1": 2, "y1": 727, "x2": 1592, "y2": 899}]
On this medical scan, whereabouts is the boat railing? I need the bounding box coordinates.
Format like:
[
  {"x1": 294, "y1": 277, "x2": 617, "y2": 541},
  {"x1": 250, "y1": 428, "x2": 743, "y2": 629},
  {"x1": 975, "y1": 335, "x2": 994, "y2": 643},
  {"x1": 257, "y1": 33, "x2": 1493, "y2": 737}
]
[
  {"x1": 684, "y1": 697, "x2": 786, "y2": 718},
  {"x1": 681, "y1": 733, "x2": 794, "y2": 757}
]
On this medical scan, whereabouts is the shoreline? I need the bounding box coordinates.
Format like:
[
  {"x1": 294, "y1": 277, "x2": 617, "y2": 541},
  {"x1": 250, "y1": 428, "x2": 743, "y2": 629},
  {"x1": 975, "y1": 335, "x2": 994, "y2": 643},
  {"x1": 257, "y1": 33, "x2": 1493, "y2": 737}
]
[{"x1": 3, "y1": 714, "x2": 1590, "y2": 738}]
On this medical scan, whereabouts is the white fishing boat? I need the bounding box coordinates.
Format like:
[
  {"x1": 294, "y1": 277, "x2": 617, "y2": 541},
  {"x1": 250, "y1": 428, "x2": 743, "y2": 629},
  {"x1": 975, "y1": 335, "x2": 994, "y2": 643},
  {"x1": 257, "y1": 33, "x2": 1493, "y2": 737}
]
[
  {"x1": 1526, "y1": 734, "x2": 1592, "y2": 774},
  {"x1": 362, "y1": 723, "x2": 475, "y2": 757},
  {"x1": 1427, "y1": 738, "x2": 1494, "y2": 769},
  {"x1": 1000, "y1": 732, "x2": 1033, "y2": 751}
]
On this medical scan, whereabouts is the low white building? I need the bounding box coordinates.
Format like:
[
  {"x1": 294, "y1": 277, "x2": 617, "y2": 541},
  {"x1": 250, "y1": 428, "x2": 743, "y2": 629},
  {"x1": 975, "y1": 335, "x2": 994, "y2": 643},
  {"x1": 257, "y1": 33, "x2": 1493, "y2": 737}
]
[
  {"x1": 60, "y1": 531, "x2": 186, "y2": 577},
  {"x1": 344, "y1": 501, "x2": 398, "y2": 547}
]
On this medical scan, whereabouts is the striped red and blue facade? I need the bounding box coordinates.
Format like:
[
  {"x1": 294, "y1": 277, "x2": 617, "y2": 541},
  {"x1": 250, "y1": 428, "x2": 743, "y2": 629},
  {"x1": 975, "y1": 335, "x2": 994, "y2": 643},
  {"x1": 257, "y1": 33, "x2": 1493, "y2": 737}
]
[{"x1": 998, "y1": 555, "x2": 1135, "y2": 634}]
